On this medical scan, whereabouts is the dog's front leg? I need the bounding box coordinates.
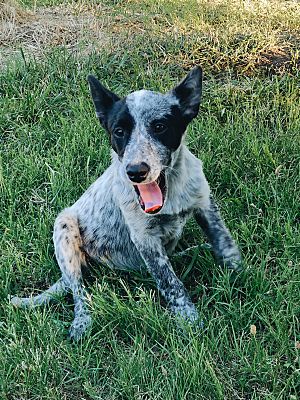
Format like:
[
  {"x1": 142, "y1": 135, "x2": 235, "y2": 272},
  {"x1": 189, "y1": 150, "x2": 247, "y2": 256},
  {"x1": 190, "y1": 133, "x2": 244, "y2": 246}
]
[
  {"x1": 194, "y1": 196, "x2": 242, "y2": 271},
  {"x1": 133, "y1": 236, "x2": 199, "y2": 324}
]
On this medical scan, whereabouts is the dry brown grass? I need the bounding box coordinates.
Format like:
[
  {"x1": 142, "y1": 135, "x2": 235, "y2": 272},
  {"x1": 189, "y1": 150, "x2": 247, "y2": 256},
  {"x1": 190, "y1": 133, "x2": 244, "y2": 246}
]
[
  {"x1": 105, "y1": 0, "x2": 300, "y2": 76},
  {"x1": 0, "y1": 1, "x2": 109, "y2": 67},
  {"x1": 0, "y1": 0, "x2": 32, "y2": 20},
  {"x1": 1, "y1": 0, "x2": 299, "y2": 74}
]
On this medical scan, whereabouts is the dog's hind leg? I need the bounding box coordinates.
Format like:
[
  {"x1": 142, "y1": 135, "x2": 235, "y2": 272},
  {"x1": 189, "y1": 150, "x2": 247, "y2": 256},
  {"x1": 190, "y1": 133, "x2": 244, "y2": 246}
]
[
  {"x1": 194, "y1": 196, "x2": 242, "y2": 271},
  {"x1": 11, "y1": 209, "x2": 91, "y2": 340},
  {"x1": 52, "y1": 209, "x2": 91, "y2": 340},
  {"x1": 10, "y1": 277, "x2": 67, "y2": 307}
]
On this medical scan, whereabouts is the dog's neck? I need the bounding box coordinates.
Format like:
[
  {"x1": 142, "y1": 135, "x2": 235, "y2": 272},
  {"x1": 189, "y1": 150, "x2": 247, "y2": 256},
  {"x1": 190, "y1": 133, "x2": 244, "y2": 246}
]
[{"x1": 168, "y1": 143, "x2": 193, "y2": 189}]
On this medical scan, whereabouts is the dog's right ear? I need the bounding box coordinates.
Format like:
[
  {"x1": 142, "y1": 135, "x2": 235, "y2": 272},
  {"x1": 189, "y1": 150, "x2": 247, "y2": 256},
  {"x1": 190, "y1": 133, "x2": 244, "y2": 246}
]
[{"x1": 87, "y1": 75, "x2": 120, "y2": 128}]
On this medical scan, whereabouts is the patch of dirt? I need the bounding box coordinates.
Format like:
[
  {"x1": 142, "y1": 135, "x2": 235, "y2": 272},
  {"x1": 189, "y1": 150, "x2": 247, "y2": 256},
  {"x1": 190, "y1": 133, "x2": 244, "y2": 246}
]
[
  {"x1": 255, "y1": 46, "x2": 294, "y2": 71},
  {"x1": 0, "y1": 1, "x2": 109, "y2": 68}
]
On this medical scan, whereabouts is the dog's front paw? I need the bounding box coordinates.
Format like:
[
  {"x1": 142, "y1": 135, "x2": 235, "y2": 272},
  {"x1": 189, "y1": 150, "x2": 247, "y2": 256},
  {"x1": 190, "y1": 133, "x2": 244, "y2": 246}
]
[
  {"x1": 223, "y1": 255, "x2": 243, "y2": 272},
  {"x1": 221, "y1": 248, "x2": 243, "y2": 272},
  {"x1": 68, "y1": 314, "x2": 92, "y2": 341},
  {"x1": 172, "y1": 302, "x2": 203, "y2": 329}
]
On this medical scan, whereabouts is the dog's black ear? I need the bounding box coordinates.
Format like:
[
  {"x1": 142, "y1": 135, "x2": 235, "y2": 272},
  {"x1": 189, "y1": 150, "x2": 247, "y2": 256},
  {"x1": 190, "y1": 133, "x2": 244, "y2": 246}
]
[
  {"x1": 171, "y1": 66, "x2": 202, "y2": 121},
  {"x1": 87, "y1": 75, "x2": 120, "y2": 128}
]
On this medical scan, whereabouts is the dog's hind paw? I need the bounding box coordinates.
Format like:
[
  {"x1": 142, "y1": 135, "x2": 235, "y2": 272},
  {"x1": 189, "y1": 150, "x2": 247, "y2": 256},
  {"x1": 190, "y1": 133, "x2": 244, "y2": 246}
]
[
  {"x1": 68, "y1": 314, "x2": 92, "y2": 341},
  {"x1": 9, "y1": 295, "x2": 31, "y2": 308},
  {"x1": 9, "y1": 295, "x2": 21, "y2": 306}
]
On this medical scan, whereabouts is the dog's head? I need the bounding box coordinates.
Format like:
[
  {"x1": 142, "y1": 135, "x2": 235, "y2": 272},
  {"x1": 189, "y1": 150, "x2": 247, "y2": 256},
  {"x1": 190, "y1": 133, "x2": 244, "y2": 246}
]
[{"x1": 88, "y1": 66, "x2": 202, "y2": 213}]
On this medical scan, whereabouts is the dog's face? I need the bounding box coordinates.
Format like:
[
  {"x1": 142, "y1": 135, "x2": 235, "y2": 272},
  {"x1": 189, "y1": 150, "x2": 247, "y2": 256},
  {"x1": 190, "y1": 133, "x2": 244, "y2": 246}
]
[{"x1": 88, "y1": 67, "x2": 202, "y2": 213}]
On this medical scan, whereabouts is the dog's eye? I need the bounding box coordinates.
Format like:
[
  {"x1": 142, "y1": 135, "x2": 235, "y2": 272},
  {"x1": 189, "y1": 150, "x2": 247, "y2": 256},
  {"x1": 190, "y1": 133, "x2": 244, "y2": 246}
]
[
  {"x1": 153, "y1": 123, "x2": 166, "y2": 134},
  {"x1": 114, "y1": 128, "x2": 125, "y2": 138}
]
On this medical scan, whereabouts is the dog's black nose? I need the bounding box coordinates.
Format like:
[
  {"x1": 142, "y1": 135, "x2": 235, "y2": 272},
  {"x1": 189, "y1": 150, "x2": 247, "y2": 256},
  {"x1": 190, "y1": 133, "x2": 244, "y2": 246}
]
[{"x1": 126, "y1": 162, "x2": 150, "y2": 183}]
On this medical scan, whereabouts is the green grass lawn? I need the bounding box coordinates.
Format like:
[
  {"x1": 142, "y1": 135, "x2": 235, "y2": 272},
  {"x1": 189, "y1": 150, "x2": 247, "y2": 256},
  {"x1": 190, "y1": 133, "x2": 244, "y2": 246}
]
[{"x1": 1, "y1": 0, "x2": 299, "y2": 399}]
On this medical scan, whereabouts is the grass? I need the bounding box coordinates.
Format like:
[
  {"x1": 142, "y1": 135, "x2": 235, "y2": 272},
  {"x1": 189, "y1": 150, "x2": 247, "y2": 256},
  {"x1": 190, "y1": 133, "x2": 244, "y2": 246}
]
[{"x1": 0, "y1": 0, "x2": 299, "y2": 399}]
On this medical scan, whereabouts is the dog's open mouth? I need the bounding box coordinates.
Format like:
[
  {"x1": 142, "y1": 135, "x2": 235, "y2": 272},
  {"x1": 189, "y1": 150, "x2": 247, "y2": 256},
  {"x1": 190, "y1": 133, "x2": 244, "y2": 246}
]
[{"x1": 134, "y1": 173, "x2": 166, "y2": 214}]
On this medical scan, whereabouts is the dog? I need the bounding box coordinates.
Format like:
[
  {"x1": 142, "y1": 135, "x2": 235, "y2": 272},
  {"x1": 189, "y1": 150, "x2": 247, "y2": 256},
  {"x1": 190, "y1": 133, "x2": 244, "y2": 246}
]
[{"x1": 10, "y1": 66, "x2": 242, "y2": 340}]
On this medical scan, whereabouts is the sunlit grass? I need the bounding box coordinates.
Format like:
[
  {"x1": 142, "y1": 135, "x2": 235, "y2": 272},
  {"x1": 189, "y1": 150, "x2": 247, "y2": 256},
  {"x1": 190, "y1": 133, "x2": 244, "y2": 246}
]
[{"x1": 0, "y1": 1, "x2": 299, "y2": 399}]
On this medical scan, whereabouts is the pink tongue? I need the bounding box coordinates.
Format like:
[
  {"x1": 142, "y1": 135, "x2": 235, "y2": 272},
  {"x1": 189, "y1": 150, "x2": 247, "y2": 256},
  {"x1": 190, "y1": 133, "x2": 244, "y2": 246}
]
[{"x1": 136, "y1": 181, "x2": 163, "y2": 213}]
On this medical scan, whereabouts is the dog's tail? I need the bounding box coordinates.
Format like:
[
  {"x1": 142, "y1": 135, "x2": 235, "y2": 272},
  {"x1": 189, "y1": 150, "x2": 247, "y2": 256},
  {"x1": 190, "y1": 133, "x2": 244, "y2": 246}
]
[{"x1": 10, "y1": 278, "x2": 68, "y2": 308}]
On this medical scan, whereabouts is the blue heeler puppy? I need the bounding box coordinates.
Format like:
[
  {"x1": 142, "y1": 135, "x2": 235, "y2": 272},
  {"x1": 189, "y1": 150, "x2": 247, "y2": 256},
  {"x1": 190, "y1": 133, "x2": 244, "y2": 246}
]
[{"x1": 11, "y1": 66, "x2": 242, "y2": 340}]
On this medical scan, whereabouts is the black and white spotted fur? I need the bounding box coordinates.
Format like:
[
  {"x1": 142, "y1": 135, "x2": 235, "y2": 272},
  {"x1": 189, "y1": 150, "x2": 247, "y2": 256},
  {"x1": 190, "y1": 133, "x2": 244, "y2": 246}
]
[{"x1": 10, "y1": 67, "x2": 242, "y2": 340}]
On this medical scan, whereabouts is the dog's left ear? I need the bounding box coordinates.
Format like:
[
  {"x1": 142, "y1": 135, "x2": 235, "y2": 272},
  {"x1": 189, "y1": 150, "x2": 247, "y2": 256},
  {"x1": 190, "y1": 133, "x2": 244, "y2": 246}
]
[
  {"x1": 88, "y1": 75, "x2": 120, "y2": 128},
  {"x1": 171, "y1": 66, "x2": 202, "y2": 121}
]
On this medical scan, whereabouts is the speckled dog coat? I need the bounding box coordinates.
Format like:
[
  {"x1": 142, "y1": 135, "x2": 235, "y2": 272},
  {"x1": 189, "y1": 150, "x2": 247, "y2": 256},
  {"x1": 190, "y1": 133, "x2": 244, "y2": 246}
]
[{"x1": 11, "y1": 67, "x2": 241, "y2": 340}]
